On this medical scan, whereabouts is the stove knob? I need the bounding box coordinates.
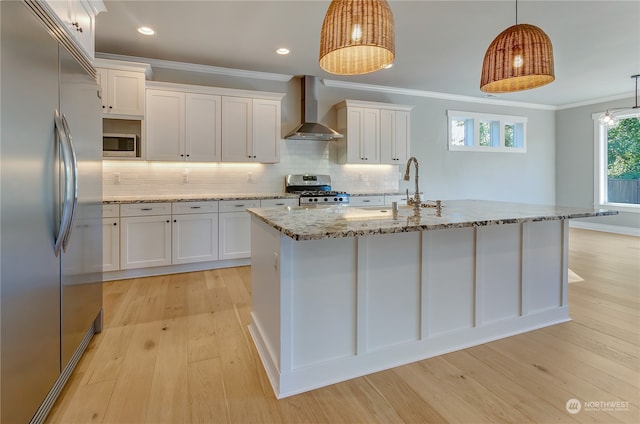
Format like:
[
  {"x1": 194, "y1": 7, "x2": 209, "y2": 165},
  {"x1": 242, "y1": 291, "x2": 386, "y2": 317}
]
[
  {"x1": 337, "y1": 197, "x2": 342, "y2": 202},
  {"x1": 323, "y1": 197, "x2": 328, "y2": 201}
]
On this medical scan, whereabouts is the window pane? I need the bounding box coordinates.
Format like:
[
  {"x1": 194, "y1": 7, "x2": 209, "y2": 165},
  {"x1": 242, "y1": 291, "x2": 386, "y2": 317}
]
[
  {"x1": 606, "y1": 117, "x2": 640, "y2": 205},
  {"x1": 479, "y1": 120, "x2": 499, "y2": 147},
  {"x1": 505, "y1": 122, "x2": 524, "y2": 148},
  {"x1": 451, "y1": 118, "x2": 473, "y2": 146}
]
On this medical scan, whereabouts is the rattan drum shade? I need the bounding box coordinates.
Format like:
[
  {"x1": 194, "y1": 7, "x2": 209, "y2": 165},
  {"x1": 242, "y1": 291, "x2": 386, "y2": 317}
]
[
  {"x1": 480, "y1": 23, "x2": 555, "y2": 93},
  {"x1": 319, "y1": 0, "x2": 395, "y2": 75}
]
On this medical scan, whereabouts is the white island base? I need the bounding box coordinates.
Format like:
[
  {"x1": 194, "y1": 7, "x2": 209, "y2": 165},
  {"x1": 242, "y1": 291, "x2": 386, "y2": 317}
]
[{"x1": 249, "y1": 217, "x2": 570, "y2": 399}]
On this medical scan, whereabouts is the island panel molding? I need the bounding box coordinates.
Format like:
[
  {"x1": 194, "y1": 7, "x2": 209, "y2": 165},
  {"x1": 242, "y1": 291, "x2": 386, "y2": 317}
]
[{"x1": 247, "y1": 200, "x2": 616, "y2": 398}]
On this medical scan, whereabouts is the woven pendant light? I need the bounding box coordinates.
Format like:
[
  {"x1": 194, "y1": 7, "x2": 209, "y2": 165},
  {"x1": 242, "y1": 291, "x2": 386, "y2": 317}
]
[
  {"x1": 480, "y1": 2, "x2": 554, "y2": 93},
  {"x1": 319, "y1": 0, "x2": 395, "y2": 75}
]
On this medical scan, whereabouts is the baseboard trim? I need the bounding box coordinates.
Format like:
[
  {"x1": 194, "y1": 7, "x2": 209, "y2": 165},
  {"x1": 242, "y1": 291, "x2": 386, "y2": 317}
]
[
  {"x1": 103, "y1": 258, "x2": 251, "y2": 281},
  {"x1": 569, "y1": 220, "x2": 640, "y2": 236}
]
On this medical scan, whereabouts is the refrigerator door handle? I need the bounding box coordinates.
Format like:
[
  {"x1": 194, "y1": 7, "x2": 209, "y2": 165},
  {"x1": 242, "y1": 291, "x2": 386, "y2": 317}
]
[
  {"x1": 53, "y1": 110, "x2": 74, "y2": 256},
  {"x1": 61, "y1": 113, "x2": 78, "y2": 252}
]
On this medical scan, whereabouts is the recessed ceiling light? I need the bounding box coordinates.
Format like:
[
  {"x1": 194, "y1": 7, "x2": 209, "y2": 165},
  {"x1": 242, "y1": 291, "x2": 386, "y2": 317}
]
[
  {"x1": 276, "y1": 48, "x2": 290, "y2": 55},
  {"x1": 137, "y1": 27, "x2": 155, "y2": 36}
]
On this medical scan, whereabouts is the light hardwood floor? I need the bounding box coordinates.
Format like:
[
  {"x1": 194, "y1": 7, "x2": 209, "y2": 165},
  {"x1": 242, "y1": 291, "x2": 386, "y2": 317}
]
[{"x1": 46, "y1": 228, "x2": 639, "y2": 423}]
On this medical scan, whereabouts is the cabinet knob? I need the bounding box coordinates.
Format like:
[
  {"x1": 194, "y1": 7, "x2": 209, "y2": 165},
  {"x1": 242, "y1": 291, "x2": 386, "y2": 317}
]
[
  {"x1": 109, "y1": 106, "x2": 113, "y2": 109},
  {"x1": 180, "y1": 154, "x2": 184, "y2": 157},
  {"x1": 113, "y1": 222, "x2": 117, "y2": 226},
  {"x1": 173, "y1": 219, "x2": 177, "y2": 223},
  {"x1": 102, "y1": 105, "x2": 105, "y2": 109},
  {"x1": 186, "y1": 154, "x2": 190, "y2": 157},
  {"x1": 166, "y1": 220, "x2": 170, "y2": 223}
]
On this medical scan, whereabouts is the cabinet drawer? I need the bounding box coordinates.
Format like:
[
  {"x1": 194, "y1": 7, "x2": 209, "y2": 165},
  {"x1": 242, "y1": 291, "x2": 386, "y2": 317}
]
[
  {"x1": 349, "y1": 196, "x2": 385, "y2": 206},
  {"x1": 219, "y1": 199, "x2": 260, "y2": 212},
  {"x1": 172, "y1": 201, "x2": 219, "y2": 214},
  {"x1": 260, "y1": 198, "x2": 298, "y2": 208},
  {"x1": 102, "y1": 204, "x2": 120, "y2": 218},
  {"x1": 120, "y1": 202, "x2": 172, "y2": 217}
]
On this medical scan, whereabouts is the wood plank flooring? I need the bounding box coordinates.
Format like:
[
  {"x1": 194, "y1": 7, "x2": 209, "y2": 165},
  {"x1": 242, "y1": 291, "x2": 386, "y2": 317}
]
[{"x1": 45, "y1": 229, "x2": 639, "y2": 423}]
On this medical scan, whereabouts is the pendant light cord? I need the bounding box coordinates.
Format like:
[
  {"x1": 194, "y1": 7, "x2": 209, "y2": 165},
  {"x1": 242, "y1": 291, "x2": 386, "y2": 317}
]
[
  {"x1": 633, "y1": 74, "x2": 639, "y2": 109},
  {"x1": 515, "y1": 0, "x2": 518, "y2": 25}
]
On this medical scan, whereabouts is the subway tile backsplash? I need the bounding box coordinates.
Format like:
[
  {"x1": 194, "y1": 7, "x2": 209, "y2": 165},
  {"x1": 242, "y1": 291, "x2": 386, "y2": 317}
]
[{"x1": 103, "y1": 139, "x2": 401, "y2": 197}]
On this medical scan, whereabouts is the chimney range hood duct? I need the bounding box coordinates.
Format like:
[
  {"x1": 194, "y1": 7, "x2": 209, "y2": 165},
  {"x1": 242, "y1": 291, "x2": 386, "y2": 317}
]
[{"x1": 284, "y1": 76, "x2": 343, "y2": 141}]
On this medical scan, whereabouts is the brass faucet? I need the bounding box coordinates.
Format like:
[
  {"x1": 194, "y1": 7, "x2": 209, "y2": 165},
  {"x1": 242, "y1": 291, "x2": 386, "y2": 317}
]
[
  {"x1": 403, "y1": 156, "x2": 421, "y2": 216},
  {"x1": 403, "y1": 157, "x2": 443, "y2": 218}
]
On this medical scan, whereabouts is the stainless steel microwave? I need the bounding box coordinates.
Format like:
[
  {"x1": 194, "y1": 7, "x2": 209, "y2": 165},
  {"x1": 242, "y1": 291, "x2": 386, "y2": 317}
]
[{"x1": 103, "y1": 133, "x2": 138, "y2": 157}]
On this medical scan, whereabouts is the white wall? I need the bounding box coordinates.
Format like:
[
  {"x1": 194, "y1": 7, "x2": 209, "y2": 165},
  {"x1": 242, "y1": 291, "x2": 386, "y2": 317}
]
[{"x1": 104, "y1": 65, "x2": 557, "y2": 205}]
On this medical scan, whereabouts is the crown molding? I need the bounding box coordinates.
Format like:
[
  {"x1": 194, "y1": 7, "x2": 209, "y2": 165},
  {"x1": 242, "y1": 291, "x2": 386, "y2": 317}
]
[
  {"x1": 556, "y1": 92, "x2": 635, "y2": 110},
  {"x1": 322, "y1": 79, "x2": 557, "y2": 111},
  {"x1": 95, "y1": 53, "x2": 294, "y2": 82}
]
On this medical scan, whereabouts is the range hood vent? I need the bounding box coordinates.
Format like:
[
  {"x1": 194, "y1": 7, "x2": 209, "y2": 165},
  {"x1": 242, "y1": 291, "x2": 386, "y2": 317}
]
[{"x1": 284, "y1": 76, "x2": 343, "y2": 141}]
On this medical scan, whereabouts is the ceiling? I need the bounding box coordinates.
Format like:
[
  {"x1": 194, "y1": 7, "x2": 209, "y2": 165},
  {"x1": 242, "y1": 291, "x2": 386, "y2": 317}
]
[{"x1": 95, "y1": 0, "x2": 640, "y2": 107}]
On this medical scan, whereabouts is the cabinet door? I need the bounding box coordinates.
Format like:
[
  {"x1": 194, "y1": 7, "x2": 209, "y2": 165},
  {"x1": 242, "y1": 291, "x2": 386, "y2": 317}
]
[
  {"x1": 362, "y1": 108, "x2": 380, "y2": 163},
  {"x1": 252, "y1": 99, "x2": 280, "y2": 163},
  {"x1": 96, "y1": 67, "x2": 109, "y2": 111},
  {"x1": 218, "y1": 211, "x2": 252, "y2": 259},
  {"x1": 185, "y1": 93, "x2": 221, "y2": 162},
  {"x1": 107, "y1": 69, "x2": 145, "y2": 116},
  {"x1": 172, "y1": 213, "x2": 219, "y2": 264},
  {"x1": 345, "y1": 107, "x2": 379, "y2": 163},
  {"x1": 102, "y1": 217, "x2": 120, "y2": 272},
  {"x1": 146, "y1": 89, "x2": 186, "y2": 161},
  {"x1": 68, "y1": 0, "x2": 94, "y2": 57},
  {"x1": 349, "y1": 196, "x2": 385, "y2": 207},
  {"x1": 380, "y1": 109, "x2": 410, "y2": 164},
  {"x1": 120, "y1": 215, "x2": 172, "y2": 269},
  {"x1": 221, "y1": 96, "x2": 253, "y2": 162}
]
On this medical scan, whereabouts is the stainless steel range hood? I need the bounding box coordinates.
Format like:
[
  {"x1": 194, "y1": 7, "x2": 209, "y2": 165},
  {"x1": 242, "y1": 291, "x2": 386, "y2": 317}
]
[{"x1": 284, "y1": 76, "x2": 343, "y2": 141}]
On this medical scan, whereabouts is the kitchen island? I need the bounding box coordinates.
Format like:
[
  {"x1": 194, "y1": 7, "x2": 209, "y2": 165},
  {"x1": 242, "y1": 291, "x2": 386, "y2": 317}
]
[{"x1": 247, "y1": 200, "x2": 616, "y2": 398}]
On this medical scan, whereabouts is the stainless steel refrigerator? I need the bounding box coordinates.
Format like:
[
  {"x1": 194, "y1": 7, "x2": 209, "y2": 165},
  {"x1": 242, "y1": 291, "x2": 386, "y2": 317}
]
[{"x1": 1, "y1": 1, "x2": 103, "y2": 423}]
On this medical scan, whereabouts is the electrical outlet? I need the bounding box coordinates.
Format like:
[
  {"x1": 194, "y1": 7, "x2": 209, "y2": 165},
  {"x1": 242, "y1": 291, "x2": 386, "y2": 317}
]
[
  {"x1": 247, "y1": 172, "x2": 253, "y2": 183},
  {"x1": 114, "y1": 172, "x2": 120, "y2": 184},
  {"x1": 183, "y1": 169, "x2": 189, "y2": 184}
]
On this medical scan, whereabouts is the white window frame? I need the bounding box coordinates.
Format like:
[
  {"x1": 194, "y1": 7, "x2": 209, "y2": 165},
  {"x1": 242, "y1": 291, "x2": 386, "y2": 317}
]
[
  {"x1": 447, "y1": 110, "x2": 527, "y2": 153},
  {"x1": 592, "y1": 110, "x2": 640, "y2": 213}
]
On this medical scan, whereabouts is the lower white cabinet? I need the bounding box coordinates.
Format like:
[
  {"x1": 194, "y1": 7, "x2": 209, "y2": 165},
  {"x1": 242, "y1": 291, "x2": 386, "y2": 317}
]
[
  {"x1": 218, "y1": 200, "x2": 260, "y2": 260},
  {"x1": 119, "y1": 202, "x2": 172, "y2": 270},
  {"x1": 102, "y1": 204, "x2": 120, "y2": 272},
  {"x1": 349, "y1": 195, "x2": 385, "y2": 207},
  {"x1": 172, "y1": 201, "x2": 219, "y2": 264},
  {"x1": 120, "y1": 215, "x2": 172, "y2": 270},
  {"x1": 260, "y1": 198, "x2": 298, "y2": 208}
]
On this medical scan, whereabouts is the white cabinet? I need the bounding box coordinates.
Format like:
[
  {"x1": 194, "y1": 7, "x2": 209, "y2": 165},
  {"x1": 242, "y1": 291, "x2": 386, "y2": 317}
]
[
  {"x1": 146, "y1": 89, "x2": 222, "y2": 161},
  {"x1": 384, "y1": 194, "x2": 409, "y2": 206},
  {"x1": 120, "y1": 203, "x2": 172, "y2": 270},
  {"x1": 186, "y1": 93, "x2": 222, "y2": 161},
  {"x1": 349, "y1": 195, "x2": 385, "y2": 207},
  {"x1": 380, "y1": 109, "x2": 411, "y2": 164},
  {"x1": 145, "y1": 89, "x2": 185, "y2": 160},
  {"x1": 45, "y1": 0, "x2": 103, "y2": 59},
  {"x1": 260, "y1": 198, "x2": 299, "y2": 208},
  {"x1": 218, "y1": 200, "x2": 260, "y2": 260},
  {"x1": 96, "y1": 68, "x2": 145, "y2": 117},
  {"x1": 221, "y1": 97, "x2": 280, "y2": 163},
  {"x1": 102, "y1": 204, "x2": 120, "y2": 272},
  {"x1": 335, "y1": 100, "x2": 412, "y2": 165},
  {"x1": 171, "y1": 201, "x2": 219, "y2": 264},
  {"x1": 337, "y1": 106, "x2": 379, "y2": 163}
]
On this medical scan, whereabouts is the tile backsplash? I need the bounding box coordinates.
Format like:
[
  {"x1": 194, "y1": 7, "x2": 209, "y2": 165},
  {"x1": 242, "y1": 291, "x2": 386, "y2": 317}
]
[{"x1": 103, "y1": 139, "x2": 402, "y2": 197}]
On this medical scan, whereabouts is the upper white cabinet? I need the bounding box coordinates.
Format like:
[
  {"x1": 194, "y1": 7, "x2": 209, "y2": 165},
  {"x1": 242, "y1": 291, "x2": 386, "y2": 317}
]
[
  {"x1": 146, "y1": 89, "x2": 222, "y2": 162},
  {"x1": 221, "y1": 97, "x2": 281, "y2": 163},
  {"x1": 145, "y1": 82, "x2": 283, "y2": 163},
  {"x1": 380, "y1": 109, "x2": 411, "y2": 164},
  {"x1": 96, "y1": 67, "x2": 146, "y2": 117},
  {"x1": 335, "y1": 100, "x2": 413, "y2": 165},
  {"x1": 45, "y1": 0, "x2": 105, "y2": 59}
]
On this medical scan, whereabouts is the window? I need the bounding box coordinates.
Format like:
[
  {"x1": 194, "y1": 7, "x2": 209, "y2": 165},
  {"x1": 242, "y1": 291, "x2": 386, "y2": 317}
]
[
  {"x1": 594, "y1": 111, "x2": 640, "y2": 211},
  {"x1": 447, "y1": 110, "x2": 526, "y2": 152}
]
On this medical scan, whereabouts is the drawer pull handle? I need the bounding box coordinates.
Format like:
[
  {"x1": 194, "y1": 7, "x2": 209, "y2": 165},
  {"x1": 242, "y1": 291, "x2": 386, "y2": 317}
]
[
  {"x1": 362, "y1": 200, "x2": 371, "y2": 203},
  {"x1": 189, "y1": 206, "x2": 201, "y2": 209},
  {"x1": 275, "y1": 203, "x2": 284, "y2": 206},
  {"x1": 234, "y1": 204, "x2": 246, "y2": 207},
  {"x1": 141, "y1": 208, "x2": 152, "y2": 211}
]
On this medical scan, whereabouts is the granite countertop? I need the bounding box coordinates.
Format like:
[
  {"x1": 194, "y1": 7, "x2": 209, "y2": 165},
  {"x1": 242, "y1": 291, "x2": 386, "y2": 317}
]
[
  {"x1": 247, "y1": 199, "x2": 618, "y2": 241},
  {"x1": 103, "y1": 193, "x2": 299, "y2": 204}
]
